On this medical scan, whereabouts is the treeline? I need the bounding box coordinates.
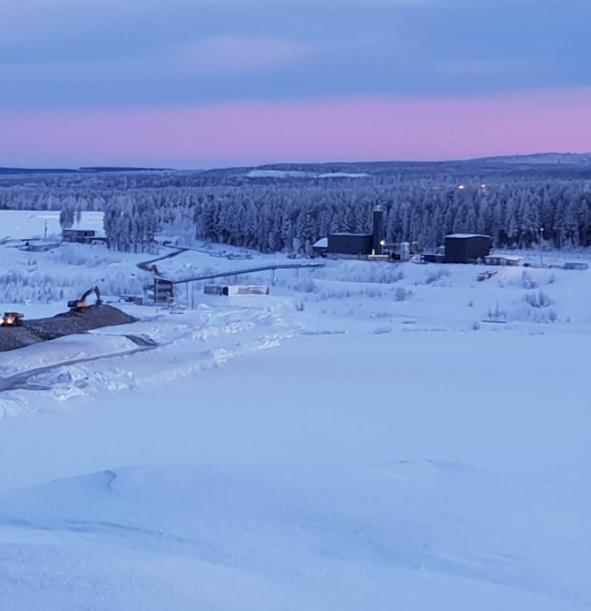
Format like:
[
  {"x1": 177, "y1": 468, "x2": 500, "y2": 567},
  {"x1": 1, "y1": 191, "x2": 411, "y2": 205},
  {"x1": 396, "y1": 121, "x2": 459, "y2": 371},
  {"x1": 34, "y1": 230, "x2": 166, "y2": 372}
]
[{"x1": 1, "y1": 174, "x2": 590, "y2": 253}]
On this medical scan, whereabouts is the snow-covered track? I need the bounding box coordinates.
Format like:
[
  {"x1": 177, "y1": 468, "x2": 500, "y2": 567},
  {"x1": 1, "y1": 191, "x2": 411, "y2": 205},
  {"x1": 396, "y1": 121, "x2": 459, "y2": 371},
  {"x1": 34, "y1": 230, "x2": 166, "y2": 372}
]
[
  {"x1": 0, "y1": 334, "x2": 158, "y2": 393},
  {"x1": 136, "y1": 247, "x2": 188, "y2": 272}
]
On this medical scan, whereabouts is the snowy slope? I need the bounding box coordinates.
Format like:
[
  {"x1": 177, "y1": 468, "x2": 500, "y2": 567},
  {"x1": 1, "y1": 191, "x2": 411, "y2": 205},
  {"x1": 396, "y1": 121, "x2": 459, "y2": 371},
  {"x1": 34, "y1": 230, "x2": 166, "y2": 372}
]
[
  {"x1": 0, "y1": 462, "x2": 589, "y2": 611},
  {"x1": 246, "y1": 169, "x2": 370, "y2": 179},
  {"x1": 480, "y1": 152, "x2": 591, "y2": 166},
  {"x1": 0, "y1": 210, "x2": 590, "y2": 610}
]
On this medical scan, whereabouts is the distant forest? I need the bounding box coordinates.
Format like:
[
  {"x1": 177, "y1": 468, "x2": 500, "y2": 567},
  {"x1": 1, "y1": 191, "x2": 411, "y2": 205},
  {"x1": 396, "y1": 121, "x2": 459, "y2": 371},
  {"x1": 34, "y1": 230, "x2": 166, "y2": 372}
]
[{"x1": 1, "y1": 161, "x2": 590, "y2": 253}]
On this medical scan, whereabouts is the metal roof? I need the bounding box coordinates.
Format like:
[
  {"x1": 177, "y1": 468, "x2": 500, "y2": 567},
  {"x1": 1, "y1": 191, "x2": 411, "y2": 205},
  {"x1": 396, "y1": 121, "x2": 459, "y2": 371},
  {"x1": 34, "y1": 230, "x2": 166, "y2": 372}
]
[{"x1": 445, "y1": 233, "x2": 490, "y2": 239}]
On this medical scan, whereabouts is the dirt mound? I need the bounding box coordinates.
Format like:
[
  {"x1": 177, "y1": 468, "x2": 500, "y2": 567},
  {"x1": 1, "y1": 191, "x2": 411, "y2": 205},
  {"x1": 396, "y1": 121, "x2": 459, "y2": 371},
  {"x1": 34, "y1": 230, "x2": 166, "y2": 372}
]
[{"x1": 0, "y1": 305, "x2": 137, "y2": 353}]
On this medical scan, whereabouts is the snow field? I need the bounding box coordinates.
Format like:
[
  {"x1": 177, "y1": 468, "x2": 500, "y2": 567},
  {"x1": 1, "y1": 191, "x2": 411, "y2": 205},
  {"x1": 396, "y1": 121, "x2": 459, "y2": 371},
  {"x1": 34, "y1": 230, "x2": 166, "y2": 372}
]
[
  {"x1": 0, "y1": 461, "x2": 589, "y2": 611},
  {"x1": 0, "y1": 210, "x2": 104, "y2": 240},
  {"x1": 0, "y1": 210, "x2": 590, "y2": 610}
]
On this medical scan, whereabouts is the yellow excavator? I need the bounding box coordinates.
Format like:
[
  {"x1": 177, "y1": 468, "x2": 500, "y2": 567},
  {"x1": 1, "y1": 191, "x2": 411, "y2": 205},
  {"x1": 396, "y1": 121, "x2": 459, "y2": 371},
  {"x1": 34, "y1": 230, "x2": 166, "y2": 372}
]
[{"x1": 68, "y1": 286, "x2": 103, "y2": 311}]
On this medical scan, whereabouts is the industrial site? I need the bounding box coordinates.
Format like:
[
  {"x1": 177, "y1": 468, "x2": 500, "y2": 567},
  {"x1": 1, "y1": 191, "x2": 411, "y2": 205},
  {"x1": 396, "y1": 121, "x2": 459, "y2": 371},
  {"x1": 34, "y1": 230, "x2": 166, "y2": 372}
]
[
  {"x1": 6, "y1": 146, "x2": 591, "y2": 611},
  {"x1": 0, "y1": 193, "x2": 590, "y2": 611},
  {"x1": 0, "y1": 204, "x2": 587, "y2": 408},
  {"x1": 2, "y1": 205, "x2": 588, "y2": 363},
  {"x1": 2, "y1": 0, "x2": 590, "y2": 606}
]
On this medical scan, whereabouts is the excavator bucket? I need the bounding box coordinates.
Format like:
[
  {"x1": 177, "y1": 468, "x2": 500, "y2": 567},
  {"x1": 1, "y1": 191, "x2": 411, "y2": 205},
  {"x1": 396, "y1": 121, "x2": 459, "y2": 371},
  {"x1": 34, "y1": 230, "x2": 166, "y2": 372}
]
[{"x1": 68, "y1": 287, "x2": 103, "y2": 311}]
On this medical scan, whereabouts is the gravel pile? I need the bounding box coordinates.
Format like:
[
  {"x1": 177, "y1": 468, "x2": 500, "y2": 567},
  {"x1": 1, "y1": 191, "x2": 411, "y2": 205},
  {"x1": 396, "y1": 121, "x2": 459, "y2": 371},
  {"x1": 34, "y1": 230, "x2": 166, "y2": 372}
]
[{"x1": 0, "y1": 305, "x2": 137, "y2": 353}]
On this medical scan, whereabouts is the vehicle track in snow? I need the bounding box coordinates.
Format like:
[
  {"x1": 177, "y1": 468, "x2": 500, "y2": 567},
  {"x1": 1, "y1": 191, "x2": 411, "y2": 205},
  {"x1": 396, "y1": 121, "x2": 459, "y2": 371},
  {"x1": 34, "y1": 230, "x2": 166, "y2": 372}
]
[{"x1": 0, "y1": 335, "x2": 158, "y2": 393}]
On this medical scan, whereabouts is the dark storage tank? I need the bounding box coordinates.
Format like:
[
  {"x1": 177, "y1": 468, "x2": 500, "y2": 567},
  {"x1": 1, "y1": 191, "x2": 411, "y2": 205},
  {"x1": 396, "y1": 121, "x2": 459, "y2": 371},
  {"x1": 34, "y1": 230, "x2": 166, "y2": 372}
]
[{"x1": 372, "y1": 207, "x2": 385, "y2": 255}]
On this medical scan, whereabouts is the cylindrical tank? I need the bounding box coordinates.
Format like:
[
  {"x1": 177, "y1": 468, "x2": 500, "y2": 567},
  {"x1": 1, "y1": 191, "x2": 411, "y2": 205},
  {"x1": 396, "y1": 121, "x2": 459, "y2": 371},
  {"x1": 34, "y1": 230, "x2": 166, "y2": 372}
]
[{"x1": 372, "y1": 207, "x2": 385, "y2": 255}]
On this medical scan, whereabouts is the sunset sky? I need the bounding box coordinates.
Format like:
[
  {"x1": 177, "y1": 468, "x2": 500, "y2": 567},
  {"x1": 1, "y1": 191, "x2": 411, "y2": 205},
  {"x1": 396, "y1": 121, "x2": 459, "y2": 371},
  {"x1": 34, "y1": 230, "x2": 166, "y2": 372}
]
[{"x1": 2, "y1": 0, "x2": 590, "y2": 168}]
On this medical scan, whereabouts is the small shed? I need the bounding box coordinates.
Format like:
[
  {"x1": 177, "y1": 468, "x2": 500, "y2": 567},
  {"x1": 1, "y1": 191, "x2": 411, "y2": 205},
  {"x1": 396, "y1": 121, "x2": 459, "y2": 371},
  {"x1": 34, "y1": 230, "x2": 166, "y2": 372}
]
[
  {"x1": 204, "y1": 285, "x2": 270, "y2": 296},
  {"x1": 444, "y1": 234, "x2": 491, "y2": 263}
]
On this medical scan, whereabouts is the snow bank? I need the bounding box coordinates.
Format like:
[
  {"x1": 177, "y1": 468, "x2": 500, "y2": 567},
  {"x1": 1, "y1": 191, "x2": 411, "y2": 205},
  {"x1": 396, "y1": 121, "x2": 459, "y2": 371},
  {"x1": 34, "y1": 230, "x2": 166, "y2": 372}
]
[
  {"x1": 0, "y1": 461, "x2": 588, "y2": 611},
  {"x1": 0, "y1": 333, "x2": 139, "y2": 378},
  {"x1": 0, "y1": 301, "x2": 295, "y2": 410}
]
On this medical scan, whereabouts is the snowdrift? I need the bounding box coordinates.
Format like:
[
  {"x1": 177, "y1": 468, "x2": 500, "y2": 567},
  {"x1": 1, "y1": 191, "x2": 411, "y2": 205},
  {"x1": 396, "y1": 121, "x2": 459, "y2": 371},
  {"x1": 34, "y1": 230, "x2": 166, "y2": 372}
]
[
  {"x1": 0, "y1": 305, "x2": 136, "y2": 352},
  {"x1": 0, "y1": 462, "x2": 589, "y2": 611}
]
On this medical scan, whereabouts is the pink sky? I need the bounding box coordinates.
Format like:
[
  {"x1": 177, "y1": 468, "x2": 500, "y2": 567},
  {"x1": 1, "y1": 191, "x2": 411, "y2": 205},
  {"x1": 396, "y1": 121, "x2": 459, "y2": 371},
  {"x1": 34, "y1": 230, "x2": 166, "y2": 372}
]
[{"x1": 1, "y1": 89, "x2": 590, "y2": 168}]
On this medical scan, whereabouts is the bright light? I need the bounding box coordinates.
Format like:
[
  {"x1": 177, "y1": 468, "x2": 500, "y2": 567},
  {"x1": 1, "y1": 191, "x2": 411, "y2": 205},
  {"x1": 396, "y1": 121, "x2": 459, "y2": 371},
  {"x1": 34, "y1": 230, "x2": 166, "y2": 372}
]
[
  {"x1": 380, "y1": 240, "x2": 386, "y2": 246},
  {"x1": 480, "y1": 183, "x2": 488, "y2": 189},
  {"x1": 458, "y1": 184, "x2": 467, "y2": 190}
]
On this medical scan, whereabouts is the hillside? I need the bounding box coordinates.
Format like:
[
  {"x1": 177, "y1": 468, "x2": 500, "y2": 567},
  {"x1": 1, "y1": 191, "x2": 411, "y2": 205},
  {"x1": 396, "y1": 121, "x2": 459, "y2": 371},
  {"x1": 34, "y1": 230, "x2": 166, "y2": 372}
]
[{"x1": 2, "y1": 152, "x2": 591, "y2": 183}]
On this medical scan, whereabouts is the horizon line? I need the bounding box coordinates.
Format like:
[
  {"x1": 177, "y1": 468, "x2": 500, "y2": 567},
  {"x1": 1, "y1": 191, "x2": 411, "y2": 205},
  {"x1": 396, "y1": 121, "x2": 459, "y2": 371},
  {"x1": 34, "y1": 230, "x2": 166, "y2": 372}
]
[{"x1": 2, "y1": 150, "x2": 591, "y2": 173}]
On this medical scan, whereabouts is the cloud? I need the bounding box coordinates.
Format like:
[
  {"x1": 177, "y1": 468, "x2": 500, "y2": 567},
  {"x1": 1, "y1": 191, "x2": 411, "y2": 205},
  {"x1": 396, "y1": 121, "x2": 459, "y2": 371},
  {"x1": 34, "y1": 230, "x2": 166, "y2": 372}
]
[
  {"x1": 0, "y1": 0, "x2": 589, "y2": 109},
  {"x1": 438, "y1": 58, "x2": 536, "y2": 79},
  {"x1": 174, "y1": 37, "x2": 317, "y2": 74}
]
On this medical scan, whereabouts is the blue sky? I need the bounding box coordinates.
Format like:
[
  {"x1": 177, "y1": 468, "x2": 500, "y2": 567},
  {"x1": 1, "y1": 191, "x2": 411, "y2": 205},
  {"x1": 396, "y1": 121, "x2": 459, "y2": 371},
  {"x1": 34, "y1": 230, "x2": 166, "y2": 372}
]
[
  {"x1": 1, "y1": 0, "x2": 589, "y2": 166},
  {"x1": 2, "y1": 0, "x2": 589, "y2": 108}
]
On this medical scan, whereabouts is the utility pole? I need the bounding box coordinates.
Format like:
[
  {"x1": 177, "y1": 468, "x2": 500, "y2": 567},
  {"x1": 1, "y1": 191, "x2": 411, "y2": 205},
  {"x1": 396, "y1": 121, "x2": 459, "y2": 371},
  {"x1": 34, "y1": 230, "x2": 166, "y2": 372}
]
[{"x1": 539, "y1": 227, "x2": 544, "y2": 267}]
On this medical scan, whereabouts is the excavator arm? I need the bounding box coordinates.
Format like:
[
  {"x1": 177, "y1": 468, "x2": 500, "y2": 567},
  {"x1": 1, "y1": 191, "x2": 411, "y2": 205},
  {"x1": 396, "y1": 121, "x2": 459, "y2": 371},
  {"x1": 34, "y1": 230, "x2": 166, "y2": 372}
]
[{"x1": 68, "y1": 286, "x2": 103, "y2": 310}]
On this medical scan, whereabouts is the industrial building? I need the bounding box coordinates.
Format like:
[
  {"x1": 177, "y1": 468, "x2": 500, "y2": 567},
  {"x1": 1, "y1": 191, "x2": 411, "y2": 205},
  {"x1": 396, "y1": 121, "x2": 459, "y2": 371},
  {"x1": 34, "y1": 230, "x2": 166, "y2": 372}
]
[
  {"x1": 204, "y1": 285, "x2": 270, "y2": 296},
  {"x1": 315, "y1": 212, "x2": 491, "y2": 264},
  {"x1": 316, "y1": 207, "x2": 386, "y2": 257},
  {"x1": 148, "y1": 278, "x2": 175, "y2": 305},
  {"x1": 62, "y1": 229, "x2": 97, "y2": 243},
  {"x1": 327, "y1": 233, "x2": 373, "y2": 256},
  {"x1": 444, "y1": 234, "x2": 491, "y2": 263}
]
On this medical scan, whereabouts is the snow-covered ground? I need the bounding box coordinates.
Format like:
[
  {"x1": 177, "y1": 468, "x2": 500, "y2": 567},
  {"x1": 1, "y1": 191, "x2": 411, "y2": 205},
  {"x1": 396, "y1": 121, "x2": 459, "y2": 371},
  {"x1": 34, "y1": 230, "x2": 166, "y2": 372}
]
[
  {"x1": 0, "y1": 210, "x2": 104, "y2": 240},
  {"x1": 246, "y1": 169, "x2": 370, "y2": 179},
  {"x1": 0, "y1": 211, "x2": 590, "y2": 610}
]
